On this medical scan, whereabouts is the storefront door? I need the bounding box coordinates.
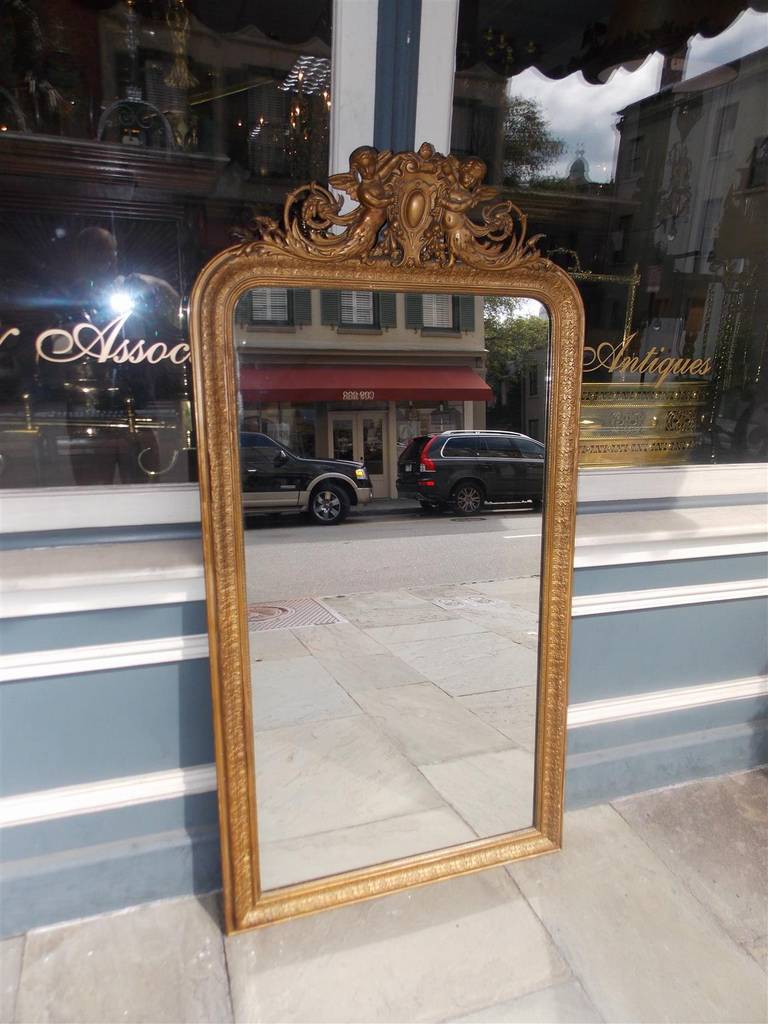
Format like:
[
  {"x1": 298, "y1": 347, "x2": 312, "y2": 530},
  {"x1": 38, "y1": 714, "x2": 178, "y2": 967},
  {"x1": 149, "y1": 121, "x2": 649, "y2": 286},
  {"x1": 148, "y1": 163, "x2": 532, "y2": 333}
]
[{"x1": 328, "y1": 412, "x2": 387, "y2": 496}]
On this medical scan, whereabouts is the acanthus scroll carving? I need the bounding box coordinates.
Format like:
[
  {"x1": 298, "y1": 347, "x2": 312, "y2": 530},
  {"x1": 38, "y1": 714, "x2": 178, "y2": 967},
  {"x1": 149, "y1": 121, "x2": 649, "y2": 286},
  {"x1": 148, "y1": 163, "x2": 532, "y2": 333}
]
[{"x1": 235, "y1": 142, "x2": 545, "y2": 271}]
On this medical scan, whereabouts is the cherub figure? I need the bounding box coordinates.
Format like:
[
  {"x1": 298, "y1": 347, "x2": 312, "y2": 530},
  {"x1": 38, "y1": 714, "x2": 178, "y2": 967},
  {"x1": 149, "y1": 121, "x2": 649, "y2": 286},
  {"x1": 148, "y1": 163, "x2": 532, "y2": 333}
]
[
  {"x1": 439, "y1": 156, "x2": 499, "y2": 265},
  {"x1": 295, "y1": 146, "x2": 403, "y2": 260}
]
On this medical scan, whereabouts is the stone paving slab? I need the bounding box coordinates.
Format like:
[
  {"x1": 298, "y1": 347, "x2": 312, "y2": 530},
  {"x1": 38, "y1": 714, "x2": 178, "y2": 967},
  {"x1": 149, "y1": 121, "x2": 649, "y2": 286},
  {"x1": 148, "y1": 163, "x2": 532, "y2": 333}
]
[
  {"x1": 614, "y1": 767, "x2": 768, "y2": 969},
  {"x1": 458, "y1": 689, "x2": 538, "y2": 752},
  {"x1": 225, "y1": 868, "x2": 571, "y2": 1023},
  {"x1": 353, "y1": 681, "x2": 511, "y2": 766},
  {"x1": 250, "y1": 655, "x2": 360, "y2": 731},
  {"x1": 13, "y1": 896, "x2": 231, "y2": 1024},
  {"x1": 421, "y1": 748, "x2": 535, "y2": 836},
  {"x1": 508, "y1": 803, "x2": 768, "y2": 1024},
  {"x1": 446, "y1": 979, "x2": 602, "y2": 1023},
  {"x1": 0, "y1": 937, "x2": 23, "y2": 1024},
  {"x1": 389, "y1": 632, "x2": 537, "y2": 696},
  {"x1": 259, "y1": 806, "x2": 476, "y2": 891}
]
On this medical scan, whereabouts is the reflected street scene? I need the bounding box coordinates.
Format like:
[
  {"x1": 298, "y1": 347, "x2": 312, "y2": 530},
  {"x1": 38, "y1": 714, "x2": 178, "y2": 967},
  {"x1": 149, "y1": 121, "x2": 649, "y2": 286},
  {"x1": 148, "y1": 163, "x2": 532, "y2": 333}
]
[{"x1": 234, "y1": 287, "x2": 548, "y2": 890}]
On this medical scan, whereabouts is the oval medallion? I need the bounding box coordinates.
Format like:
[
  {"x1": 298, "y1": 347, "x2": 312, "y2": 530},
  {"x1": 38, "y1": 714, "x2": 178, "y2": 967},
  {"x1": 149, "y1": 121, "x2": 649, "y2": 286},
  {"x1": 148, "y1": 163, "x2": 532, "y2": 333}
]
[{"x1": 404, "y1": 189, "x2": 427, "y2": 229}]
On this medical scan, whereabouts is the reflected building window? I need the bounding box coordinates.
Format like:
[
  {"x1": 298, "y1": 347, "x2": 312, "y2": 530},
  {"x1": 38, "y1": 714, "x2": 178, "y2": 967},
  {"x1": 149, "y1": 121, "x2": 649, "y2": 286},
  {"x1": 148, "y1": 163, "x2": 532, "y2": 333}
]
[
  {"x1": 340, "y1": 291, "x2": 375, "y2": 326},
  {"x1": 251, "y1": 289, "x2": 290, "y2": 324},
  {"x1": 422, "y1": 294, "x2": 454, "y2": 329}
]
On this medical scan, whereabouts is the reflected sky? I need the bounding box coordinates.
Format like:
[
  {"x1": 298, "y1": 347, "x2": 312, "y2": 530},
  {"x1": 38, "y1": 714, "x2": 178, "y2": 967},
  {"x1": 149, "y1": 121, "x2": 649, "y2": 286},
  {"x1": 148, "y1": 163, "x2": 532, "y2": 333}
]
[{"x1": 507, "y1": 9, "x2": 768, "y2": 183}]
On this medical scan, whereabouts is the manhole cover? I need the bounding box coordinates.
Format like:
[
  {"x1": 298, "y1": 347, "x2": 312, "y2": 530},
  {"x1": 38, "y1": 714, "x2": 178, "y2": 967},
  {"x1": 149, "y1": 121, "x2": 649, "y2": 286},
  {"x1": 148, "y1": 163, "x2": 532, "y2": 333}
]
[
  {"x1": 248, "y1": 604, "x2": 289, "y2": 622},
  {"x1": 247, "y1": 597, "x2": 346, "y2": 631}
]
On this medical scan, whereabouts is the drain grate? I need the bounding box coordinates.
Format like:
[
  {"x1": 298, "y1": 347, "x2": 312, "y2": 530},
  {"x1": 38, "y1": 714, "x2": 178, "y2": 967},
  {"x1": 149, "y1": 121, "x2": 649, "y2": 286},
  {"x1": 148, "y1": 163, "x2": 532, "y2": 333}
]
[{"x1": 247, "y1": 597, "x2": 346, "y2": 631}]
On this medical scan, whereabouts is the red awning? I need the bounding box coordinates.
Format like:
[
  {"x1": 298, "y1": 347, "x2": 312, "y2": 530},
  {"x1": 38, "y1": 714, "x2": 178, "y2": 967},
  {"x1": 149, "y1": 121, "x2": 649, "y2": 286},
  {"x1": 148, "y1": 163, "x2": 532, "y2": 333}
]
[{"x1": 239, "y1": 365, "x2": 492, "y2": 402}]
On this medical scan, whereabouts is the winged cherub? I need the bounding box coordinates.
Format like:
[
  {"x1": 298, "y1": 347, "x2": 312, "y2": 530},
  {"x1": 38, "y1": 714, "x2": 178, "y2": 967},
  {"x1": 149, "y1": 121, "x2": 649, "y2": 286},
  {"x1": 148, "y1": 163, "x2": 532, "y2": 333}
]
[
  {"x1": 298, "y1": 146, "x2": 402, "y2": 260},
  {"x1": 438, "y1": 156, "x2": 500, "y2": 265}
]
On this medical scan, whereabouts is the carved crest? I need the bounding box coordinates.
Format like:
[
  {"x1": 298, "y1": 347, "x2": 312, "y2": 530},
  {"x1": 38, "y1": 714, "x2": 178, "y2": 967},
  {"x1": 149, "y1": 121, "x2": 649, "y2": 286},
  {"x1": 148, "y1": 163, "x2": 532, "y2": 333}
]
[{"x1": 235, "y1": 142, "x2": 544, "y2": 270}]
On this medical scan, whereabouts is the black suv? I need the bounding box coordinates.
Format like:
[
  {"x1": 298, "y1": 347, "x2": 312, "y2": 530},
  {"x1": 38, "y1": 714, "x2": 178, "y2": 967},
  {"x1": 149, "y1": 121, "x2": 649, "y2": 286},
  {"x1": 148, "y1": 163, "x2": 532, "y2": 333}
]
[
  {"x1": 397, "y1": 430, "x2": 544, "y2": 514},
  {"x1": 241, "y1": 432, "x2": 373, "y2": 525}
]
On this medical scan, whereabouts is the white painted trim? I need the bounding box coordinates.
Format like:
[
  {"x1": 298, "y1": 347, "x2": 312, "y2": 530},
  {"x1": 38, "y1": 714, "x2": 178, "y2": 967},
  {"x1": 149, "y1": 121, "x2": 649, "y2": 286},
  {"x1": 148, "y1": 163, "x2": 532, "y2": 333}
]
[
  {"x1": 572, "y1": 578, "x2": 768, "y2": 617},
  {"x1": 0, "y1": 483, "x2": 200, "y2": 535},
  {"x1": 0, "y1": 539, "x2": 204, "y2": 619},
  {"x1": 0, "y1": 634, "x2": 209, "y2": 683},
  {"x1": 574, "y1": 536, "x2": 768, "y2": 568},
  {"x1": 0, "y1": 764, "x2": 217, "y2": 829},
  {"x1": 329, "y1": 0, "x2": 377, "y2": 176},
  {"x1": 0, "y1": 577, "x2": 207, "y2": 619},
  {"x1": 568, "y1": 675, "x2": 768, "y2": 729},
  {"x1": 414, "y1": 0, "x2": 460, "y2": 153},
  {"x1": 574, "y1": 503, "x2": 768, "y2": 568},
  {"x1": 578, "y1": 463, "x2": 768, "y2": 503}
]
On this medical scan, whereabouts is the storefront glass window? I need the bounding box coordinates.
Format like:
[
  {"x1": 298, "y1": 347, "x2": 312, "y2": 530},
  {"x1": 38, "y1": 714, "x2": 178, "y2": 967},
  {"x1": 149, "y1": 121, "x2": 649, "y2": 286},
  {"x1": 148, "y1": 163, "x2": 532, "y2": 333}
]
[
  {"x1": 396, "y1": 401, "x2": 465, "y2": 457},
  {"x1": 0, "y1": 0, "x2": 331, "y2": 488},
  {"x1": 454, "y1": 3, "x2": 768, "y2": 465},
  {"x1": 241, "y1": 403, "x2": 317, "y2": 458}
]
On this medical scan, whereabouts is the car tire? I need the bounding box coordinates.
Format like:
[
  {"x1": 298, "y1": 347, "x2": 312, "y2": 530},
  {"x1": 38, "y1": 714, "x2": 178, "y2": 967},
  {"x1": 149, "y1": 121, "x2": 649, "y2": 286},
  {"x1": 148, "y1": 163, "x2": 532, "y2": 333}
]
[
  {"x1": 308, "y1": 482, "x2": 350, "y2": 525},
  {"x1": 450, "y1": 481, "x2": 485, "y2": 515}
]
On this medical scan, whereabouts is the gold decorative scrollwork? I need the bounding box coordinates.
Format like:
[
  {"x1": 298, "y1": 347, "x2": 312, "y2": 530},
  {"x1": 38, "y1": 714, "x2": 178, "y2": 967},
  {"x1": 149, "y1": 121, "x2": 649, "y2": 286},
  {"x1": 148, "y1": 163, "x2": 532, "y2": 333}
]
[{"x1": 235, "y1": 142, "x2": 544, "y2": 271}]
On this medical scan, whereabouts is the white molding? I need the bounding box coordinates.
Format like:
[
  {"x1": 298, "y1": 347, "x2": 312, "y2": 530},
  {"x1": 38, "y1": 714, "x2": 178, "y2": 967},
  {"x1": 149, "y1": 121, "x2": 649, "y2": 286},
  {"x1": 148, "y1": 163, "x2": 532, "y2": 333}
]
[
  {"x1": 0, "y1": 483, "x2": 200, "y2": 534},
  {"x1": 0, "y1": 577, "x2": 207, "y2": 619},
  {"x1": 414, "y1": 0, "x2": 460, "y2": 153},
  {"x1": 329, "y1": 0, "x2": 377, "y2": 176},
  {"x1": 0, "y1": 538, "x2": 204, "y2": 619},
  {"x1": 574, "y1": 535, "x2": 768, "y2": 568},
  {"x1": 574, "y1": 503, "x2": 768, "y2": 567},
  {"x1": 572, "y1": 577, "x2": 768, "y2": 617},
  {"x1": 0, "y1": 633, "x2": 209, "y2": 683},
  {"x1": 0, "y1": 764, "x2": 217, "y2": 829},
  {"x1": 578, "y1": 463, "x2": 768, "y2": 503},
  {"x1": 568, "y1": 675, "x2": 768, "y2": 729}
]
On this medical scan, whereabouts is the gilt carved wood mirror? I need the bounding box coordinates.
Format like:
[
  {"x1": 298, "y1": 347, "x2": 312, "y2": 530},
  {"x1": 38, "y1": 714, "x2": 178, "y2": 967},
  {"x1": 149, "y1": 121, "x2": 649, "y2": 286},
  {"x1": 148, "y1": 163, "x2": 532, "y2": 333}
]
[{"x1": 189, "y1": 143, "x2": 584, "y2": 933}]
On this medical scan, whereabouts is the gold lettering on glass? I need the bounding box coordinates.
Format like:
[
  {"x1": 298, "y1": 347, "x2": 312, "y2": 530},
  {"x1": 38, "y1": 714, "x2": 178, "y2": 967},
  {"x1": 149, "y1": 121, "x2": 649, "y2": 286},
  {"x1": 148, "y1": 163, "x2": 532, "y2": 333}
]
[{"x1": 0, "y1": 314, "x2": 191, "y2": 366}]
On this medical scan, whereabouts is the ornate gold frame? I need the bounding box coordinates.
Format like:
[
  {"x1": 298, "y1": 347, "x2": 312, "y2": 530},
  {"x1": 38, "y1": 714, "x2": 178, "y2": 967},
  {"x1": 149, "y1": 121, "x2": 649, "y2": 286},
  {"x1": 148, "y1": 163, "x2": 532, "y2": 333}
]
[{"x1": 188, "y1": 144, "x2": 584, "y2": 934}]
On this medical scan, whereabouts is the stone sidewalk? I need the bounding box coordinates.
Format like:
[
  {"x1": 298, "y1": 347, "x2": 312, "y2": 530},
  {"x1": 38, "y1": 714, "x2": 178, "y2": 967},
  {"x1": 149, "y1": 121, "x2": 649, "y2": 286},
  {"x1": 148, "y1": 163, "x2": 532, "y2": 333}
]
[
  {"x1": 247, "y1": 580, "x2": 541, "y2": 890},
  {"x1": 2, "y1": 769, "x2": 766, "y2": 1024}
]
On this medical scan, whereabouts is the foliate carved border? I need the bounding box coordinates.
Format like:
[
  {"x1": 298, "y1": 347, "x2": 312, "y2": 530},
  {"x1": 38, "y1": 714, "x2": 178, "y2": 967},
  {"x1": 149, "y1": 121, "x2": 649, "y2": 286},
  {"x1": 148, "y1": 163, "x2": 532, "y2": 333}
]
[{"x1": 189, "y1": 246, "x2": 584, "y2": 934}]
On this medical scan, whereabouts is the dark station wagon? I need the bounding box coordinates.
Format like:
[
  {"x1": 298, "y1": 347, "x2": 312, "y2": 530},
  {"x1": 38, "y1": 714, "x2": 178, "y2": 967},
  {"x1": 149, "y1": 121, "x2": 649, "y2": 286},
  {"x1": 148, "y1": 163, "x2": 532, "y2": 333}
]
[{"x1": 397, "y1": 430, "x2": 545, "y2": 514}]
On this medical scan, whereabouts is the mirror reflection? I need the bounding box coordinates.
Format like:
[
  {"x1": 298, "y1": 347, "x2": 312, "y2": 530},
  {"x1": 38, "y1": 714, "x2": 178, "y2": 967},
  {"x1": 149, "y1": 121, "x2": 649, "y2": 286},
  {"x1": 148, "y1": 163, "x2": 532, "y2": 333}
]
[{"x1": 234, "y1": 287, "x2": 549, "y2": 890}]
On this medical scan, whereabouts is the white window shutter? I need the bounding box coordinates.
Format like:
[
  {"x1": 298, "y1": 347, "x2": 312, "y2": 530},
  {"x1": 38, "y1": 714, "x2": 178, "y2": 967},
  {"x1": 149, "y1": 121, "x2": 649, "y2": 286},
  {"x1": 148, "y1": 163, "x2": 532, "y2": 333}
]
[
  {"x1": 422, "y1": 294, "x2": 452, "y2": 328},
  {"x1": 251, "y1": 288, "x2": 288, "y2": 321},
  {"x1": 340, "y1": 291, "x2": 374, "y2": 325}
]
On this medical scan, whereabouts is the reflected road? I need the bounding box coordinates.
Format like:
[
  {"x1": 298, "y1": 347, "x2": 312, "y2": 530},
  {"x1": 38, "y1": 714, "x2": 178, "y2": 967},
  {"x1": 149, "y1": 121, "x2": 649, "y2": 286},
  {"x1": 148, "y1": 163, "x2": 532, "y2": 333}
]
[{"x1": 243, "y1": 504, "x2": 543, "y2": 602}]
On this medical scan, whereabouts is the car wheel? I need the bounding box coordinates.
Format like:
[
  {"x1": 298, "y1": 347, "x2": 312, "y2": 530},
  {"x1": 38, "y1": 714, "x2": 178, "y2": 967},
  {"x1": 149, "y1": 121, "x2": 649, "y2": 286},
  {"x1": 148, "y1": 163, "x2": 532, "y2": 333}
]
[
  {"x1": 451, "y1": 481, "x2": 485, "y2": 515},
  {"x1": 308, "y1": 483, "x2": 350, "y2": 525}
]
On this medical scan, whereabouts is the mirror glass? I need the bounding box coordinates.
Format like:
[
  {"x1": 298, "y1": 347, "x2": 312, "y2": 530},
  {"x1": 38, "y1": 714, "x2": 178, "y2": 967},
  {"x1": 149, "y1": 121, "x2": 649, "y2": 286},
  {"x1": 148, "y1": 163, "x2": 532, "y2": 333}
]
[{"x1": 233, "y1": 286, "x2": 549, "y2": 891}]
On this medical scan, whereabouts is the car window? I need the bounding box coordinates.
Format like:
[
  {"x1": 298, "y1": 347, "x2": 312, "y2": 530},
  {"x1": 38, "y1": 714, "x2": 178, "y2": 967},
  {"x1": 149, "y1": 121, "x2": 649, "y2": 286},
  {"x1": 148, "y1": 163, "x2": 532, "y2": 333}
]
[
  {"x1": 399, "y1": 436, "x2": 431, "y2": 463},
  {"x1": 241, "y1": 433, "x2": 282, "y2": 451},
  {"x1": 483, "y1": 435, "x2": 522, "y2": 458},
  {"x1": 442, "y1": 436, "x2": 481, "y2": 457},
  {"x1": 517, "y1": 438, "x2": 545, "y2": 459}
]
